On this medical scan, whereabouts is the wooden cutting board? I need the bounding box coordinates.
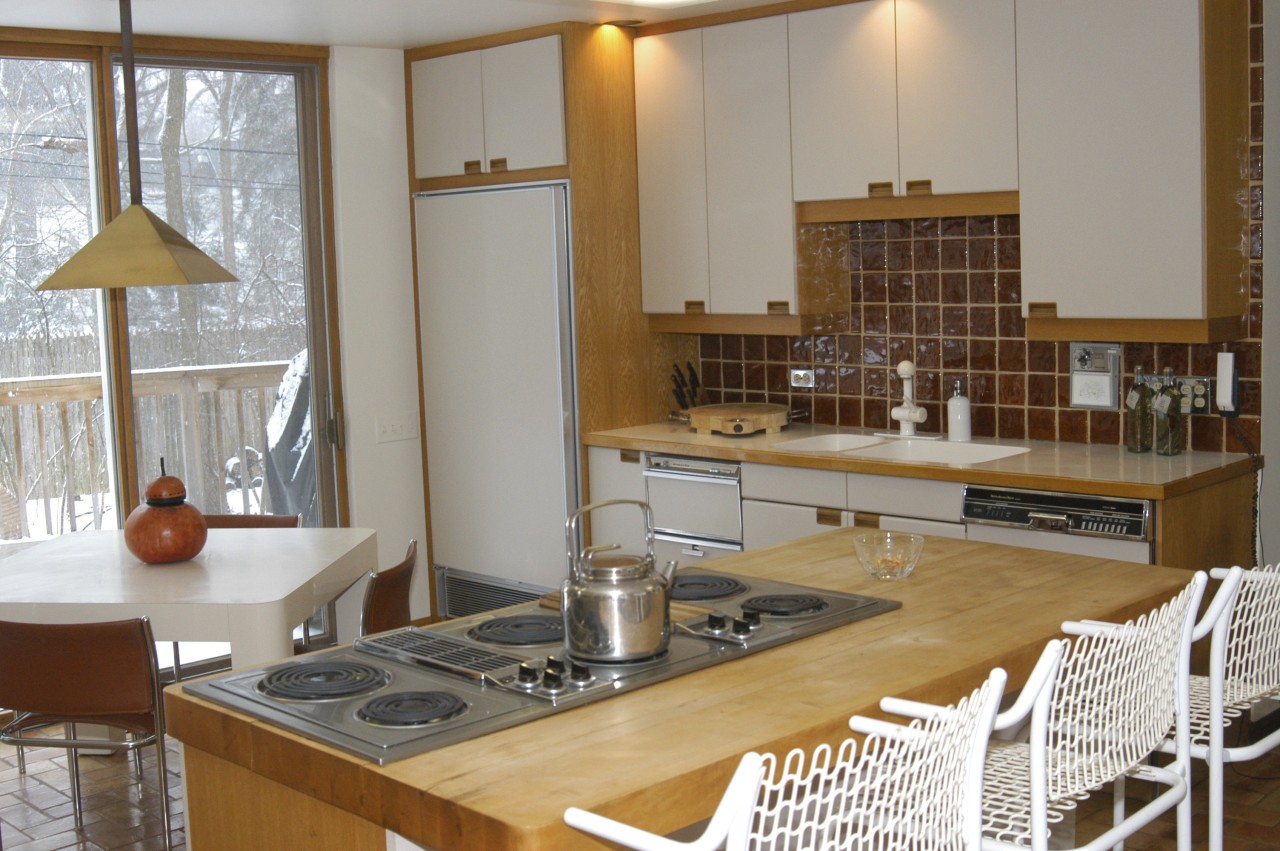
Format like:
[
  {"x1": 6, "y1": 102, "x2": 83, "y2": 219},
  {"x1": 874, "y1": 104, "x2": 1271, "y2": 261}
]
[{"x1": 686, "y1": 403, "x2": 789, "y2": 436}]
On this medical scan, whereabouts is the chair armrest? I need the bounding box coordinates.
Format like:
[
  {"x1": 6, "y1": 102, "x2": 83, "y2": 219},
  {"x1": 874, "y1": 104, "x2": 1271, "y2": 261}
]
[
  {"x1": 849, "y1": 715, "x2": 925, "y2": 743},
  {"x1": 993, "y1": 639, "x2": 1064, "y2": 732}
]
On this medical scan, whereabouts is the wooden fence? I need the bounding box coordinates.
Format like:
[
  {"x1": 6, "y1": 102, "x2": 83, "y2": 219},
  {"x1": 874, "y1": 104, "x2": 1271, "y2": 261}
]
[{"x1": 0, "y1": 361, "x2": 289, "y2": 540}]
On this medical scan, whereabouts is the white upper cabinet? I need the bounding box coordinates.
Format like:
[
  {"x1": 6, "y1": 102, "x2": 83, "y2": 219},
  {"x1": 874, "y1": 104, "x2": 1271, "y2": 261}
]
[
  {"x1": 1016, "y1": 0, "x2": 1248, "y2": 336},
  {"x1": 636, "y1": 18, "x2": 796, "y2": 315},
  {"x1": 411, "y1": 36, "x2": 566, "y2": 180},
  {"x1": 789, "y1": 0, "x2": 898, "y2": 201},
  {"x1": 895, "y1": 0, "x2": 1017, "y2": 196},
  {"x1": 634, "y1": 30, "x2": 710, "y2": 314},
  {"x1": 702, "y1": 17, "x2": 796, "y2": 314},
  {"x1": 789, "y1": 0, "x2": 1017, "y2": 202}
]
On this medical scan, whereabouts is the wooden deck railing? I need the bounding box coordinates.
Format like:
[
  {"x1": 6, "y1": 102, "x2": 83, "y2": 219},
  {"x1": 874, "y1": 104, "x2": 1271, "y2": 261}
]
[{"x1": 0, "y1": 361, "x2": 289, "y2": 540}]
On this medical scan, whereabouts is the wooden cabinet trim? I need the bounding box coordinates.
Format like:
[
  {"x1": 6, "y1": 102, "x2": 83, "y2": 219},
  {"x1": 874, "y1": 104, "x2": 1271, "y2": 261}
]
[{"x1": 797, "y1": 190, "x2": 1019, "y2": 224}]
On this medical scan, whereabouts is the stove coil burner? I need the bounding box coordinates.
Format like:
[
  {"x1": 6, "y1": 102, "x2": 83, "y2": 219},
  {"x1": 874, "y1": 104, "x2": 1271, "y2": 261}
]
[
  {"x1": 357, "y1": 691, "x2": 468, "y2": 727},
  {"x1": 741, "y1": 594, "x2": 829, "y2": 617},
  {"x1": 467, "y1": 614, "x2": 564, "y2": 646},
  {"x1": 259, "y1": 661, "x2": 390, "y2": 701},
  {"x1": 670, "y1": 574, "x2": 748, "y2": 602}
]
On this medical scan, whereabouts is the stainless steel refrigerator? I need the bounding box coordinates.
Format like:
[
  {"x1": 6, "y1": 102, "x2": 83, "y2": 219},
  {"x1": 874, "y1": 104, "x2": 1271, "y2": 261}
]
[{"x1": 413, "y1": 183, "x2": 579, "y2": 615}]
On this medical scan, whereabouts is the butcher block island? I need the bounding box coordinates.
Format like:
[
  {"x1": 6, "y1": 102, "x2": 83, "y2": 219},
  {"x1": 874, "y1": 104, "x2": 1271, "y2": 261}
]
[{"x1": 166, "y1": 530, "x2": 1193, "y2": 850}]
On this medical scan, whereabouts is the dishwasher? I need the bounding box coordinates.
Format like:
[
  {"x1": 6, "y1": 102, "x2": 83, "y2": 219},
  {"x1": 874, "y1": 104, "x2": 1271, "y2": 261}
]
[
  {"x1": 642, "y1": 454, "x2": 743, "y2": 564},
  {"x1": 962, "y1": 484, "x2": 1153, "y2": 564}
]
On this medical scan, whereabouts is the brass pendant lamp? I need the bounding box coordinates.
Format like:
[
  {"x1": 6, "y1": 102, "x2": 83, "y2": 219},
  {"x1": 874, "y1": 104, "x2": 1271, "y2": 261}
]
[{"x1": 38, "y1": 0, "x2": 237, "y2": 291}]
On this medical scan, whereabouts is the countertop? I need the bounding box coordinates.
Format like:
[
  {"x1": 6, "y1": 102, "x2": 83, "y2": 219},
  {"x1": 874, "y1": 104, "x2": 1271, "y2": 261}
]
[
  {"x1": 166, "y1": 530, "x2": 1194, "y2": 850},
  {"x1": 585, "y1": 421, "x2": 1258, "y2": 500}
]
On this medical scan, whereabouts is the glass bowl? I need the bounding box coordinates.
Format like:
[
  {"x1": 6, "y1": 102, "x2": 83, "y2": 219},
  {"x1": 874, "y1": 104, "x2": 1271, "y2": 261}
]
[{"x1": 853, "y1": 531, "x2": 925, "y2": 581}]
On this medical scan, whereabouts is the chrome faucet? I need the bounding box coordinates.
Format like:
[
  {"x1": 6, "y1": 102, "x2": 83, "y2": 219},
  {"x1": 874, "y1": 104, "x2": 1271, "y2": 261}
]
[{"x1": 890, "y1": 360, "x2": 927, "y2": 436}]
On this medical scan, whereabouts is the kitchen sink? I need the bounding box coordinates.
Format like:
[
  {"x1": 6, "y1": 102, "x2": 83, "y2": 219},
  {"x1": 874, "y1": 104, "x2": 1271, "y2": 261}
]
[
  {"x1": 843, "y1": 439, "x2": 1030, "y2": 466},
  {"x1": 771, "y1": 434, "x2": 885, "y2": 453}
]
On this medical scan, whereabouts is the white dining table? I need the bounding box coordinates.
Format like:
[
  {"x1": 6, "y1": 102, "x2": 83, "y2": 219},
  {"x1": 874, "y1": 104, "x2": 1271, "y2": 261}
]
[{"x1": 0, "y1": 526, "x2": 377, "y2": 668}]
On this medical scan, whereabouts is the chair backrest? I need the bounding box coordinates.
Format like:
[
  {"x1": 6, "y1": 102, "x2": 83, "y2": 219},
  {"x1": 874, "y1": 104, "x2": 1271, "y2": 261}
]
[
  {"x1": 1214, "y1": 563, "x2": 1280, "y2": 708},
  {"x1": 361, "y1": 539, "x2": 417, "y2": 636},
  {"x1": 745, "y1": 668, "x2": 1007, "y2": 851},
  {"x1": 202, "y1": 513, "x2": 302, "y2": 528},
  {"x1": 0, "y1": 617, "x2": 161, "y2": 717},
  {"x1": 1041, "y1": 573, "x2": 1206, "y2": 802}
]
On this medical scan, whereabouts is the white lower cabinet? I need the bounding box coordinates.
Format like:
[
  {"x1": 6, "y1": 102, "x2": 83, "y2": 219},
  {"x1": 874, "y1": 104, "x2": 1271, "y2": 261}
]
[
  {"x1": 878, "y1": 515, "x2": 966, "y2": 539},
  {"x1": 655, "y1": 536, "x2": 740, "y2": 566},
  {"x1": 846, "y1": 472, "x2": 965, "y2": 523},
  {"x1": 742, "y1": 499, "x2": 850, "y2": 550},
  {"x1": 585, "y1": 446, "x2": 647, "y2": 552}
]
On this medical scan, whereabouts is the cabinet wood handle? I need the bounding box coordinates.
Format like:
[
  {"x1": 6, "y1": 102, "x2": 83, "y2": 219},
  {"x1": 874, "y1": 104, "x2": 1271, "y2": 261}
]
[
  {"x1": 463, "y1": 160, "x2": 483, "y2": 175},
  {"x1": 868, "y1": 182, "x2": 895, "y2": 198},
  {"x1": 905, "y1": 179, "x2": 933, "y2": 196},
  {"x1": 489, "y1": 157, "x2": 509, "y2": 173},
  {"x1": 766, "y1": 301, "x2": 790, "y2": 315},
  {"x1": 816, "y1": 507, "x2": 842, "y2": 527},
  {"x1": 1027, "y1": 302, "x2": 1059, "y2": 318},
  {"x1": 852, "y1": 511, "x2": 882, "y2": 528},
  {"x1": 683, "y1": 301, "x2": 706, "y2": 314},
  {"x1": 620, "y1": 449, "x2": 641, "y2": 464}
]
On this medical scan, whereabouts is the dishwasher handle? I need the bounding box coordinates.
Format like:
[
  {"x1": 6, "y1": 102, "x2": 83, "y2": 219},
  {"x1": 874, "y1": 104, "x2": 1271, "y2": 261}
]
[{"x1": 1027, "y1": 511, "x2": 1071, "y2": 533}]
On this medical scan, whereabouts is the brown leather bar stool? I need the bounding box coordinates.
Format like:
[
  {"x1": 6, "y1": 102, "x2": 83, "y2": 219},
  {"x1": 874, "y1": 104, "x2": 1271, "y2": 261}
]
[
  {"x1": 360, "y1": 539, "x2": 418, "y2": 636},
  {"x1": 0, "y1": 617, "x2": 173, "y2": 850}
]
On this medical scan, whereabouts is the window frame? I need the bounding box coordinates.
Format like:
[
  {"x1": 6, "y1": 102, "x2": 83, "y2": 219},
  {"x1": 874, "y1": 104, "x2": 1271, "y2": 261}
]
[{"x1": 0, "y1": 27, "x2": 350, "y2": 527}]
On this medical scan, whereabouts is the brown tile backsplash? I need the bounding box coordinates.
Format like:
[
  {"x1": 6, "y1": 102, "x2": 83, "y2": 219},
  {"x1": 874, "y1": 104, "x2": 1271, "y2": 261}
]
[{"x1": 697, "y1": 202, "x2": 1262, "y2": 452}]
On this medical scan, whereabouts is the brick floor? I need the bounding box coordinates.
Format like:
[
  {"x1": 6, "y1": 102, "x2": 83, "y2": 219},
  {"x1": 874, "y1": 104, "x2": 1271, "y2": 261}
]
[{"x1": 0, "y1": 735, "x2": 182, "y2": 850}]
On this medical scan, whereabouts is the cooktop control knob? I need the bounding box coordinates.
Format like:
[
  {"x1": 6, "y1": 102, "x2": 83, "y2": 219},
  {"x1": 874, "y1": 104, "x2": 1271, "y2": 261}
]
[
  {"x1": 567, "y1": 660, "x2": 593, "y2": 685},
  {"x1": 545, "y1": 655, "x2": 566, "y2": 674},
  {"x1": 706, "y1": 612, "x2": 727, "y2": 632},
  {"x1": 541, "y1": 669, "x2": 565, "y2": 691},
  {"x1": 731, "y1": 617, "x2": 753, "y2": 638},
  {"x1": 516, "y1": 662, "x2": 540, "y2": 686},
  {"x1": 741, "y1": 609, "x2": 761, "y2": 627}
]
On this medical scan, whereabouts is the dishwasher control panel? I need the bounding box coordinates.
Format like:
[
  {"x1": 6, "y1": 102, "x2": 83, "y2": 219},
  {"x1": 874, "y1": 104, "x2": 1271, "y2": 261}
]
[{"x1": 962, "y1": 485, "x2": 1150, "y2": 541}]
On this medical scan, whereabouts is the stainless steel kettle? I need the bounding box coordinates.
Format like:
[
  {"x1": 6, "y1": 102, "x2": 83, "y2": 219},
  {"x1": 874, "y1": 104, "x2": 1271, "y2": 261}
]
[{"x1": 563, "y1": 500, "x2": 677, "y2": 663}]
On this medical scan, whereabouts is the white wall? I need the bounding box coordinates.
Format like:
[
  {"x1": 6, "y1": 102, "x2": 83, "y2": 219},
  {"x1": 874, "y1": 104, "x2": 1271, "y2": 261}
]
[{"x1": 328, "y1": 45, "x2": 428, "y2": 638}]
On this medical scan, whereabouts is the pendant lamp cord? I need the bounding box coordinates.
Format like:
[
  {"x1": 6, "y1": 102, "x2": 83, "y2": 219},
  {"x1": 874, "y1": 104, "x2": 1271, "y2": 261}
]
[{"x1": 119, "y1": 0, "x2": 143, "y2": 208}]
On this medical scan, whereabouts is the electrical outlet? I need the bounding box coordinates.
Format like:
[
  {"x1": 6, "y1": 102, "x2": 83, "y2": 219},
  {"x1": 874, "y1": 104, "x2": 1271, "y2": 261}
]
[
  {"x1": 790, "y1": 369, "x2": 815, "y2": 388},
  {"x1": 1175, "y1": 377, "x2": 1213, "y2": 415}
]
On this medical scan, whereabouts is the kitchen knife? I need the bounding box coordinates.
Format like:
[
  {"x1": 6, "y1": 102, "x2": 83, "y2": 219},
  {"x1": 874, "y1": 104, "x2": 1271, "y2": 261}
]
[
  {"x1": 671, "y1": 375, "x2": 688, "y2": 409},
  {"x1": 685, "y1": 361, "x2": 700, "y2": 406}
]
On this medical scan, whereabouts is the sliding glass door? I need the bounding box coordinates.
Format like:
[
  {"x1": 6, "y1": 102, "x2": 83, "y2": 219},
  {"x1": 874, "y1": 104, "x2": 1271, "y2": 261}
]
[{"x1": 0, "y1": 44, "x2": 340, "y2": 547}]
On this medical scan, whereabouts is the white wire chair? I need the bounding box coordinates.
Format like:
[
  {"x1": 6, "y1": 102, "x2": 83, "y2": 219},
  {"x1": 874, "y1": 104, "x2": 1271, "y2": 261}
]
[
  {"x1": 564, "y1": 667, "x2": 1008, "y2": 851},
  {"x1": 981, "y1": 571, "x2": 1207, "y2": 851},
  {"x1": 1154, "y1": 563, "x2": 1280, "y2": 850}
]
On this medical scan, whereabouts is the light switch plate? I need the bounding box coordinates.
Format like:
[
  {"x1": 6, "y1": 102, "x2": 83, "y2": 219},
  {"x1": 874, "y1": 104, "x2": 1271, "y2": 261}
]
[{"x1": 1068, "y1": 342, "x2": 1120, "y2": 410}]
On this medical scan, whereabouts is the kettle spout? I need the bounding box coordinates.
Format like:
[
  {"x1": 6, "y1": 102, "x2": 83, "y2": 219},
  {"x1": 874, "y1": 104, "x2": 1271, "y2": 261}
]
[{"x1": 658, "y1": 559, "x2": 679, "y2": 585}]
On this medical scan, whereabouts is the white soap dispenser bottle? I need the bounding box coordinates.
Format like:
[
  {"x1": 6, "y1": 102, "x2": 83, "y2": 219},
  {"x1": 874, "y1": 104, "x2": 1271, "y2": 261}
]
[{"x1": 948, "y1": 379, "x2": 971, "y2": 442}]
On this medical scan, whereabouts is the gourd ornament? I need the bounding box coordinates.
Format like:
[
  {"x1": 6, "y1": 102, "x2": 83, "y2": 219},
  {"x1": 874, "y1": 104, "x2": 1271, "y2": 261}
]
[{"x1": 124, "y1": 459, "x2": 208, "y2": 563}]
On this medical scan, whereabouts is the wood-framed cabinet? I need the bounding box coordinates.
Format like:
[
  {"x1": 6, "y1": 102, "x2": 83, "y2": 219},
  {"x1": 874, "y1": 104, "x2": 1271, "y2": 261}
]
[
  {"x1": 1016, "y1": 0, "x2": 1250, "y2": 343},
  {"x1": 789, "y1": 0, "x2": 1018, "y2": 203},
  {"x1": 635, "y1": 16, "x2": 796, "y2": 320},
  {"x1": 409, "y1": 35, "x2": 565, "y2": 180}
]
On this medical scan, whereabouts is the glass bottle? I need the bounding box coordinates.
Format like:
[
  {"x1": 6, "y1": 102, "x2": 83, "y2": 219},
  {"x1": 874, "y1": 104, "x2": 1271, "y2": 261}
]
[
  {"x1": 1154, "y1": 367, "x2": 1184, "y2": 456},
  {"x1": 1125, "y1": 366, "x2": 1153, "y2": 453}
]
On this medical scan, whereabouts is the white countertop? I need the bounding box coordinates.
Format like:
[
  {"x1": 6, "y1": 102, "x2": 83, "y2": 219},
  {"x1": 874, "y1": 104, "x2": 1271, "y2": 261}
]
[{"x1": 584, "y1": 422, "x2": 1258, "y2": 499}]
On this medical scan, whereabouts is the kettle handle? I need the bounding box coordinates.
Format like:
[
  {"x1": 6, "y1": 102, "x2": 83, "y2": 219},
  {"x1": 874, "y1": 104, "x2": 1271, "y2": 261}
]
[{"x1": 566, "y1": 499, "x2": 657, "y2": 580}]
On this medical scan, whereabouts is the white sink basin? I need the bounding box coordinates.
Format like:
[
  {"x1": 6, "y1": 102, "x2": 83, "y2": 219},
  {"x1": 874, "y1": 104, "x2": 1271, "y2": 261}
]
[
  {"x1": 771, "y1": 434, "x2": 886, "y2": 453},
  {"x1": 843, "y1": 439, "x2": 1030, "y2": 466}
]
